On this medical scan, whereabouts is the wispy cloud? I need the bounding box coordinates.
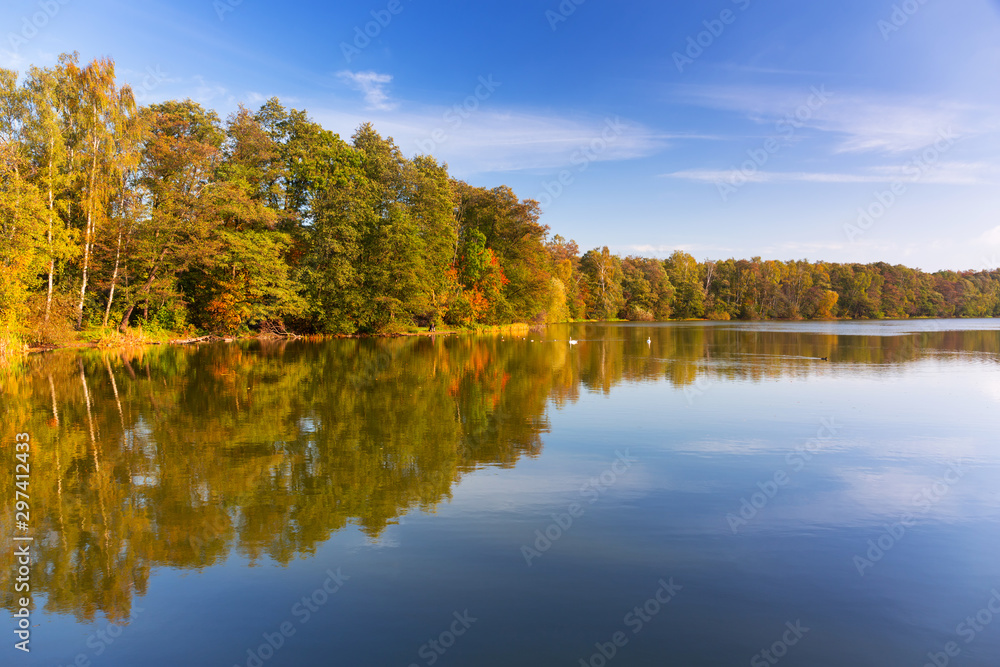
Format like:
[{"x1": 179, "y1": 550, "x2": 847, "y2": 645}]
[
  {"x1": 336, "y1": 70, "x2": 397, "y2": 111},
  {"x1": 313, "y1": 107, "x2": 673, "y2": 175},
  {"x1": 714, "y1": 63, "x2": 831, "y2": 77},
  {"x1": 664, "y1": 169, "x2": 870, "y2": 184},
  {"x1": 0, "y1": 49, "x2": 28, "y2": 70},
  {"x1": 981, "y1": 226, "x2": 1000, "y2": 246},
  {"x1": 74, "y1": 64, "x2": 671, "y2": 176},
  {"x1": 758, "y1": 241, "x2": 858, "y2": 258},
  {"x1": 615, "y1": 239, "x2": 917, "y2": 263},
  {"x1": 674, "y1": 84, "x2": 997, "y2": 155},
  {"x1": 189, "y1": 74, "x2": 235, "y2": 109},
  {"x1": 664, "y1": 161, "x2": 995, "y2": 186},
  {"x1": 0, "y1": 49, "x2": 67, "y2": 72},
  {"x1": 820, "y1": 101, "x2": 972, "y2": 155},
  {"x1": 614, "y1": 243, "x2": 736, "y2": 257}
]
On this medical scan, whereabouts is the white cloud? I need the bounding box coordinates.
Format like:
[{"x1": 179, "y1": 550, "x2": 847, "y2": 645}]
[
  {"x1": 0, "y1": 49, "x2": 27, "y2": 70},
  {"x1": 615, "y1": 243, "x2": 737, "y2": 257},
  {"x1": 336, "y1": 70, "x2": 397, "y2": 111},
  {"x1": 673, "y1": 84, "x2": 998, "y2": 155},
  {"x1": 313, "y1": 107, "x2": 671, "y2": 176},
  {"x1": 0, "y1": 48, "x2": 65, "y2": 73},
  {"x1": 189, "y1": 74, "x2": 235, "y2": 109},
  {"x1": 615, "y1": 240, "x2": 855, "y2": 260},
  {"x1": 821, "y1": 101, "x2": 970, "y2": 155},
  {"x1": 664, "y1": 162, "x2": 995, "y2": 186},
  {"x1": 981, "y1": 226, "x2": 1000, "y2": 246},
  {"x1": 766, "y1": 240, "x2": 850, "y2": 255},
  {"x1": 664, "y1": 169, "x2": 863, "y2": 184},
  {"x1": 87, "y1": 66, "x2": 669, "y2": 176}
]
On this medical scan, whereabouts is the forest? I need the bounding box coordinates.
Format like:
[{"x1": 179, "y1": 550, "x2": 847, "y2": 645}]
[{"x1": 2, "y1": 54, "x2": 999, "y2": 354}]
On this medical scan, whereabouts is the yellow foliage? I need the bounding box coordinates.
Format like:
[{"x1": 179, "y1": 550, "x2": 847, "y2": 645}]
[{"x1": 815, "y1": 290, "x2": 839, "y2": 319}]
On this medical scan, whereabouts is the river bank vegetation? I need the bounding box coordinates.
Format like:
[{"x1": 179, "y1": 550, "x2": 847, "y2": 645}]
[{"x1": 2, "y1": 54, "x2": 999, "y2": 359}]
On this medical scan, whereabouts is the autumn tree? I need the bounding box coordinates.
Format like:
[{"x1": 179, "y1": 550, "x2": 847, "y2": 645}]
[
  {"x1": 664, "y1": 250, "x2": 705, "y2": 319},
  {"x1": 623, "y1": 256, "x2": 674, "y2": 320},
  {"x1": 70, "y1": 57, "x2": 137, "y2": 329},
  {"x1": 119, "y1": 100, "x2": 224, "y2": 331},
  {"x1": 580, "y1": 247, "x2": 624, "y2": 320},
  {"x1": 351, "y1": 124, "x2": 429, "y2": 332},
  {"x1": 410, "y1": 155, "x2": 460, "y2": 325},
  {"x1": 186, "y1": 105, "x2": 304, "y2": 333},
  {"x1": 546, "y1": 235, "x2": 584, "y2": 319},
  {"x1": 456, "y1": 183, "x2": 550, "y2": 322},
  {"x1": 23, "y1": 63, "x2": 77, "y2": 324},
  {"x1": 0, "y1": 69, "x2": 48, "y2": 334}
]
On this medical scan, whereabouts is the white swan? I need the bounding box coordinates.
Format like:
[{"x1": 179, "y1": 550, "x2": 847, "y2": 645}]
[{"x1": 569, "y1": 338, "x2": 578, "y2": 345}]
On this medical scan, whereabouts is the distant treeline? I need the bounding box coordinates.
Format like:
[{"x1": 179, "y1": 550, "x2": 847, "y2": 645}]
[{"x1": 1, "y1": 54, "x2": 998, "y2": 345}]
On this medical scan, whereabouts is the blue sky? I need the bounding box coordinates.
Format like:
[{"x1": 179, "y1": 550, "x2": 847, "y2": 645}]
[{"x1": 3, "y1": 0, "x2": 999, "y2": 271}]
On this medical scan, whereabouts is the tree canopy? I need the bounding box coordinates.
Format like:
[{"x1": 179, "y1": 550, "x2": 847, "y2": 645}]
[{"x1": 1, "y1": 54, "x2": 998, "y2": 347}]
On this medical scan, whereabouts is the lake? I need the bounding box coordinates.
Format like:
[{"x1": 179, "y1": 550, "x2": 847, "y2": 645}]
[{"x1": 3, "y1": 320, "x2": 1000, "y2": 666}]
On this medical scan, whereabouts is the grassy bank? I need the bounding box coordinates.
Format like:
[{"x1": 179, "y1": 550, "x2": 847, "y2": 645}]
[
  {"x1": 461, "y1": 323, "x2": 533, "y2": 336},
  {"x1": 9, "y1": 321, "x2": 539, "y2": 363},
  {"x1": 0, "y1": 333, "x2": 26, "y2": 366}
]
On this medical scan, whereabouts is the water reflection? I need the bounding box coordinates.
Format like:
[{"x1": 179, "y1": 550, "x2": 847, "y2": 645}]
[{"x1": 0, "y1": 321, "x2": 997, "y2": 624}]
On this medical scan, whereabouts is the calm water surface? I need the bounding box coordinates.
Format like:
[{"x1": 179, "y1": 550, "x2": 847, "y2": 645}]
[{"x1": 2, "y1": 321, "x2": 1000, "y2": 666}]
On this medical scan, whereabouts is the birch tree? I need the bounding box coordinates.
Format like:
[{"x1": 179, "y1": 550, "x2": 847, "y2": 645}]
[
  {"x1": 71, "y1": 57, "x2": 136, "y2": 329},
  {"x1": 24, "y1": 63, "x2": 77, "y2": 322}
]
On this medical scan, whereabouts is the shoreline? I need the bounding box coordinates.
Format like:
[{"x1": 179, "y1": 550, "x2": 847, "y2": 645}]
[
  {"x1": 21, "y1": 323, "x2": 534, "y2": 357},
  {"x1": 10, "y1": 315, "x2": 997, "y2": 360}
]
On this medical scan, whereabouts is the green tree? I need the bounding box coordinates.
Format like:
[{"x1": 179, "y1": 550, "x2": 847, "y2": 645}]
[
  {"x1": 352, "y1": 123, "x2": 427, "y2": 332},
  {"x1": 580, "y1": 247, "x2": 624, "y2": 320},
  {"x1": 24, "y1": 63, "x2": 77, "y2": 323},
  {"x1": 0, "y1": 69, "x2": 48, "y2": 334},
  {"x1": 119, "y1": 100, "x2": 225, "y2": 331},
  {"x1": 456, "y1": 183, "x2": 550, "y2": 322},
  {"x1": 665, "y1": 250, "x2": 705, "y2": 318},
  {"x1": 546, "y1": 235, "x2": 584, "y2": 319},
  {"x1": 621, "y1": 257, "x2": 654, "y2": 320},
  {"x1": 185, "y1": 106, "x2": 304, "y2": 333},
  {"x1": 410, "y1": 155, "x2": 459, "y2": 326},
  {"x1": 305, "y1": 137, "x2": 366, "y2": 333}
]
